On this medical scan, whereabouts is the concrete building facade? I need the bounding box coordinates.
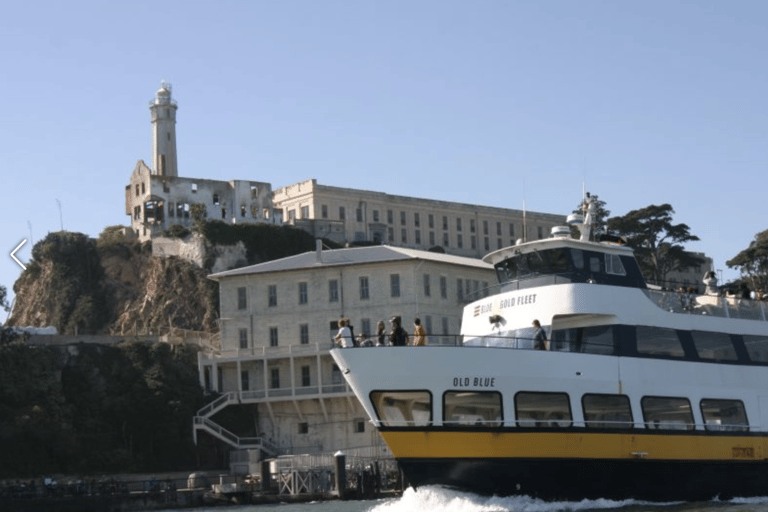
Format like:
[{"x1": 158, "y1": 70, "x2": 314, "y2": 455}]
[
  {"x1": 273, "y1": 179, "x2": 566, "y2": 258},
  {"x1": 194, "y1": 244, "x2": 495, "y2": 456}
]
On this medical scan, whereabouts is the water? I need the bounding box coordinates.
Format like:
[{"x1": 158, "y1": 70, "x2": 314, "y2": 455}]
[{"x1": 150, "y1": 486, "x2": 768, "y2": 512}]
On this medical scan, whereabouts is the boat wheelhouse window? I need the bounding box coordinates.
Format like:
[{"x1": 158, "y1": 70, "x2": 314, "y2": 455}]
[
  {"x1": 515, "y1": 392, "x2": 572, "y2": 428},
  {"x1": 370, "y1": 391, "x2": 432, "y2": 427},
  {"x1": 572, "y1": 249, "x2": 584, "y2": 270},
  {"x1": 641, "y1": 396, "x2": 694, "y2": 431},
  {"x1": 605, "y1": 254, "x2": 626, "y2": 276},
  {"x1": 690, "y1": 331, "x2": 737, "y2": 361},
  {"x1": 700, "y1": 399, "x2": 748, "y2": 432},
  {"x1": 443, "y1": 391, "x2": 502, "y2": 427},
  {"x1": 582, "y1": 394, "x2": 633, "y2": 429},
  {"x1": 589, "y1": 255, "x2": 601, "y2": 273},
  {"x1": 742, "y1": 335, "x2": 768, "y2": 363},
  {"x1": 636, "y1": 326, "x2": 685, "y2": 358}
]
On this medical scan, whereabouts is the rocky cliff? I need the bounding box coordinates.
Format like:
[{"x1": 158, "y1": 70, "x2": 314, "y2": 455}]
[
  {"x1": 8, "y1": 222, "x2": 324, "y2": 336},
  {"x1": 8, "y1": 231, "x2": 217, "y2": 335}
]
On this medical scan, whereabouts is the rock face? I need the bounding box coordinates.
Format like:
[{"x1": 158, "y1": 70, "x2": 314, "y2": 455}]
[{"x1": 8, "y1": 232, "x2": 218, "y2": 335}]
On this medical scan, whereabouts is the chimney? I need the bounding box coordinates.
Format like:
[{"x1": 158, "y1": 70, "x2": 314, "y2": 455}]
[{"x1": 316, "y1": 239, "x2": 323, "y2": 263}]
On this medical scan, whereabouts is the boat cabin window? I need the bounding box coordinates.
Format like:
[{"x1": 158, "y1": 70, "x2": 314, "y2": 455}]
[
  {"x1": 443, "y1": 391, "x2": 502, "y2": 427},
  {"x1": 515, "y1": 392, "x2": 572, "y2": 428},
  {"x1": 494, "y1": 247, "x2": 644, "y2": 289},
  {"x1": 641, "y1": 396, "x2": 694, "y2": 431},
  {"x1": 370, "y1": 391, "x2": 432, "y2": 427},
  {"x1": 742, "y1": 335, "x2": 768, "y2": 363},
  {"x1": 550, "y1": 325, "x2": 616, "y2": 355},
  {"x1": 636, "y1": 326, "x2": 685, "y2": 358},
  {"x1": 690, "y1": 331, "x2": 737, "y2": 361},
  {"x1": 582, "y1": 394, "x2": 633, "y2": 429},
  {"x1": 700, "y1": 399, "x2": 748, "y2": 432}
]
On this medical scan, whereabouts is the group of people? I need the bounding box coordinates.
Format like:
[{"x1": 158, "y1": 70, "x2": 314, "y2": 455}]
[{"x1": 334, "y1": 316, "x2": 428, "y2": 348}]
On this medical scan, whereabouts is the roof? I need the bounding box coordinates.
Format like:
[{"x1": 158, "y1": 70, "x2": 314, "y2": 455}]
[{"x1": 208, "y1": 245, "x2": 493, "y2": 280}]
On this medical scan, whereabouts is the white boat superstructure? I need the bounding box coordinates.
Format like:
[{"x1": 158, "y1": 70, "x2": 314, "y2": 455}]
[{"x1": 332, "y1": 195, "x2": 768, "y2": 501}]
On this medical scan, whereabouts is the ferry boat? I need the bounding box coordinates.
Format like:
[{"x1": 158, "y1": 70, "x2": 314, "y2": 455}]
[{"x1": 330, "y1": 195, "x2": 768, "y2": 501}]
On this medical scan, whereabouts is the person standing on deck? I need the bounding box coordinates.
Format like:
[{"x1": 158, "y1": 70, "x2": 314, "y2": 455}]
[
  {"x1": 413, "y1": 318, "x2": 427, "y2": 346},
  {"x1": 533, "y1": 319, "x2": 548, "y2": 350}
]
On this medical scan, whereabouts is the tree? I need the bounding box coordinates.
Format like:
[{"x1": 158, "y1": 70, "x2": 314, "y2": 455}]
[
  {"x1": 572, "y1": 193, "x2": 611, "y2": 240},
  {"x1": 191, "y1": 203, "x2": 208, "y2": 233},
  {"x1": 607, "y1": 204, "x2": 702, "y2": 285},
  {"x1": 0, "y1": 285, "x2": 8, "y2": 312},
  {"x1": 726, "y1": 229, "x2": 768, "y2": 293}
]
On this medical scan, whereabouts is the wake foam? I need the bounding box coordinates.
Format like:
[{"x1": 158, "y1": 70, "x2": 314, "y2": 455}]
[{"x1": 367, "y1": 486, "x2": 655, "y2": 512}]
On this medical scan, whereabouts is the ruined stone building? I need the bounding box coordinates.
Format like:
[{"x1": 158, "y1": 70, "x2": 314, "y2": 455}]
[{"x1": 125, "y1": 82, "x2": 278, "y2": 241}]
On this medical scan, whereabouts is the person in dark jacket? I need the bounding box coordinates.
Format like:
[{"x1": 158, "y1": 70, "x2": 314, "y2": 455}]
[{"x1": 389, "y1": 316, "x2": 409, "y2": 346}]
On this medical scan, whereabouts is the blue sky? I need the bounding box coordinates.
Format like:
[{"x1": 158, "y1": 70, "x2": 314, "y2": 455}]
[{"x1": 2, "y1": 0, "x2": 767, "y2": 317}]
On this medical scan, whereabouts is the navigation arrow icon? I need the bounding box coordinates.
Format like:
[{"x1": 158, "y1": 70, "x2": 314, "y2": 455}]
[{"x1": 10, "y1": 239, "x2": 27, "y2": 270}]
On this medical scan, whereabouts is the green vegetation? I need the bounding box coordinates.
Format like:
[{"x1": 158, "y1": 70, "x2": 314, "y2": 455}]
[
  {"x1": 607, "y1": 203, "x2": 702, "y2": 286},
  {"x1": 728, "y1": 229, "x2": 768, "y2": 293},
  {"x1": 0, "y1": 341, "x2": 208, "y2": 477},
  {"x1": 199, "y1": 219, "x2": 331, "y2": 267},
  {"x1": 162, "y1": 223, "x2": 191, "y2": 239}
]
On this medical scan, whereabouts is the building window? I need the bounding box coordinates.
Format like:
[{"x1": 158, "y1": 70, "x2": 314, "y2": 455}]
[
  {"x1": 456, "y1": 218, "x2": 462, "y2": 231},
  {"x1": 268, "y1": 285, "x2": 277, "y2": 307},
  {"x1": 443, "y1": 232, "x2": 449, "y2": 247},
  {"x1": 359, "y1": 277, "x2": 369, "y2": 300},
  {"x1": 496, "y1": 222, "x2": 502, "y2": 236},
  {"x1": 361, "y1": 318, "x2": 371, "y2": 338},
  {"x1": 269, "y1": 327, "x2": 279, "y2": 347},
  {"x1": 373, "y1": 210, "x2": 379, "y2": 222},
  {"x1": 270, "y1": 368, "x2": 280, "y2": 389},
  {"x1": 390, "y1": 274, "x2": 401, "y2": 298},
  {"x1": 239, "y1": 328, "x2": 248, "y2": 349},
  {"x1": 329, "y1": 279, "x2": 339, "y2": 302},
  {"x1": 423, "y1": 274, "x2": 431, "y2": 297},
  {"x1": 483, "y1": 220, "x2": 489, "y2": 235},
  {"x1": 388, "y1": 227, "x2": 394, "y2": 242},
  {"x1": 355, "y1": 418, "x2": 366, "y2": 433},
  {"x1": 457, "y1": 279, "x2": 464, "y2": 301},
  {"x1": 237, "y1": 287, "x2": 247, "y2": 310},
  {"x1": 213, "y1": 193, "x2": 220, "y2": 205},
  {"x1": 191, "y1": 183, "x2": 198, "y2": 193},
  {"x1": 470, "y1": 219, "x2": 476, "y2": 233},
  {"x1": 298, "y1": 282, "x2": 308, "y2": 304},
  {"x1": 400, "y1": 211, "x2": 406, "y2": 225},
  {"x1": 428, "y1": 214, "x2": 434, "y2": 229},
  {"x1": 387, "y1": 210, "x2": 393, "y2": 224},
  {"x1": 471, "y1": 235, "x2": 476, "y2": 249},
  {"x1": 429, "y1": 231, "x2": 435, "y2": 246},
  {"x1": 301, "y1": 365, "x2": 311, "y2": 387},
  {"x1": 415, "y1": 230, "x2": 421, "y2": 245},
  {"x1": 497, "y1": 238, "x2": 502, "y2": 249},
  {"x1": 440, "y1": 276, "x2": 447, "y2": 298},
  {"x1": 321, "y1": 204, "x2": 328, "y2": 219},
  {"x1": 168, "y1": 202, "x2": 174, "y2": 218},
  {"x1": 300, "y1": 323, "x2": 309, "y2": 344},
  {"x1": 457, "y1": 234, "x2": 463, "y2": 249},
  {"x1": 484, "y1": 237, "x2": 490, "y2": 251},
  {"x1": 298, "y1": 422, "x2": 309, "y2": 434},
  {"x1": 356, "y1": 208, "x2": 363, "y2": 222},
  {"x1": 414, "y1": 213, "x2": 420, "y2": 227},
  {"x1": 401, "y1": 228, "x2": 407, "y2": 243},
  {"x1": 339, "y1": 206, "x2": 345, "y2": 220},
  {"x1": 509, "y1": 223, "x2": 515, "y2": 237},
  {"x1": 241, "y1": 370, "x2": 249, "y2": 391},
  {"x1": 301, "y1": 206, "x2": 309, "y2": 219},
  {"x1": 442, "y1": 216, "x2": 448, "y2": 230},
  {"x1": 538, "y1": 226, "x2": 544, "y2": 239}
]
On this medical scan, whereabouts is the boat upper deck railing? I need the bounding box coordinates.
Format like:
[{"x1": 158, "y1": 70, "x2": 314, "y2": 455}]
[{"x1": 644, "y1": 288, "x2": 768, "y2": 321}]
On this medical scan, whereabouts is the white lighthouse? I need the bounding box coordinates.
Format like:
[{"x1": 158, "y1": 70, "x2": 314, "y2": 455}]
[{"x1": 149, "y1": 81, "x2": 178, "y2": 177}]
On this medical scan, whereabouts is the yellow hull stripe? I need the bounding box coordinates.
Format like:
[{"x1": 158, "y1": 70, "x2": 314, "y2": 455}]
[{"x1": 380, "y1": 431, "x2": 766, "y2": 461}]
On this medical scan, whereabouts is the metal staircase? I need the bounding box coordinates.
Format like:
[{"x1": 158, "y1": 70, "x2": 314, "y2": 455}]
[{"x1": 193, "y1": 392, "x2": 280, "y2": 458}]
